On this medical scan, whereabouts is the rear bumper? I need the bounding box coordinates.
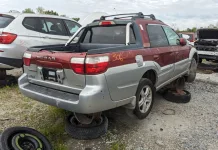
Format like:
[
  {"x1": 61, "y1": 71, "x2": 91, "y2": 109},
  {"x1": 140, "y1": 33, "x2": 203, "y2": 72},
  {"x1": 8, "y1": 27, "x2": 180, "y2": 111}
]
[
  {"x1": 18, "y1": 74, "x2": 132, "y2": 114},
  {"x1": 0, "y1": 57, "x2": 22, "y2": 69}
]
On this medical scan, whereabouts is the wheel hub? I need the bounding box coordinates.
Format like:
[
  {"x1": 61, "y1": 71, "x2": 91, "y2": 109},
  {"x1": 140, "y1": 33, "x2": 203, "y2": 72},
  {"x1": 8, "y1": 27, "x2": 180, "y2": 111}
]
[{"x1": 139, "y1": 85, "x2": 152, "y2": 113}]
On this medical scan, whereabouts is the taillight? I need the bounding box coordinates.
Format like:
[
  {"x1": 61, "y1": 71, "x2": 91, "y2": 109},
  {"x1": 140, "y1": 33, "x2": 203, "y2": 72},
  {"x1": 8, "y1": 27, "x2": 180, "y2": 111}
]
[
  {"x1": 23, "y1": 53, "x2": 32, "y2": 66},
  {"x1": 70, "y1": 58, "x2": 85, "y2": 74},
  {"x1": 0, "y1": 32, "x2": 17, "y2": 44},
  {"x1": 85, "y1": 56, "x2": 109, "y2": 75}
]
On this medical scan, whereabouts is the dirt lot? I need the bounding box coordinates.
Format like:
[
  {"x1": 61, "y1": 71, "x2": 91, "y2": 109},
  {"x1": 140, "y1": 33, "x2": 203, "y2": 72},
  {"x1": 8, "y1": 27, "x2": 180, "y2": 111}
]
[{"x1": 1, "y1": 68, "x2": 218, "y2": 150}]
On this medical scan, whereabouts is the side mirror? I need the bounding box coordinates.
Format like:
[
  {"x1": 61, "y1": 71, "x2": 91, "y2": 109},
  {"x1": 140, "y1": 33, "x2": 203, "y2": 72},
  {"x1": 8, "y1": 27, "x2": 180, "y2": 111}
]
[{"x1": 177, "y1": 38, "x2": 187, "y2": 46}]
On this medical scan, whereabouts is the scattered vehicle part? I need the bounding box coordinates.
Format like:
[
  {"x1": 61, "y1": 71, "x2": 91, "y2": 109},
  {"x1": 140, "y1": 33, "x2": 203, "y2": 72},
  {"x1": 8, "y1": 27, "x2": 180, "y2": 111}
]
[
  {"x1": 0, "y1": 75, "x2": 16, "y2": 88},
  {"x1": 19, "y1": 12, "x2": 198, "y2": 120},
  {"x1": 195, "y1": 28, "x2": 218, "y2": 63},
  {"x1": 0, "y1": 70, "x2": 6, "y2": 80},
  {"x1": 65, "y1": 114, "x2": 108, "y2": 140},
  {"x1": 163, "y1": 90, "x2": 191, "y2": 103},
  {"x1": 0, "y1": 127, "x2": 52, "y2": 150},
  {"x1": 74, "y1": 112, "x2": 102, "y2": 125}
]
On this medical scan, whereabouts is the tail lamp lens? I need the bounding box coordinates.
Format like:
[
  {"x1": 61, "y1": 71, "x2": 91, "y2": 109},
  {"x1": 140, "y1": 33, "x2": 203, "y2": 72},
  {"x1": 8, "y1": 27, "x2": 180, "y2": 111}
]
[
  {"x1": 23, "y1": 53, "x2": 32, "y2": 66},
  {"x1": 0, "y1": 32, "x2": 17, "y2": 44}
]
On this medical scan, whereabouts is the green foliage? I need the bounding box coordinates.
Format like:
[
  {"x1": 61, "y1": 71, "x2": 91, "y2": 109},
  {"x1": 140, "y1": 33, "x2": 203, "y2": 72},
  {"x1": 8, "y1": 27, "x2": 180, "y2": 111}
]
[
  {"x1": 44, "y1": 10, "x2": 59, "y2": 16},
  {"x1": 22, "y1": 8, "x2": 35, "y2": 14},
  {"x1": 36, "y1": 7, "x2": 45, "y2": 14},
  {"x1": 72, "y1": 18, "x2": 80, "y2": 22}
]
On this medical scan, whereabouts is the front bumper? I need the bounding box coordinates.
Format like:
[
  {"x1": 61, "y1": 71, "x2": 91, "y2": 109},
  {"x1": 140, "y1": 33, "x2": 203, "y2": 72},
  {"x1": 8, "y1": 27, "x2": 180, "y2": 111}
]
[
  {"x1": 199, "y1": 54, "x2": 218, "y2": 60},
  {"x1": 18, "y1": 74, "x2": 132, "y2": 114}
]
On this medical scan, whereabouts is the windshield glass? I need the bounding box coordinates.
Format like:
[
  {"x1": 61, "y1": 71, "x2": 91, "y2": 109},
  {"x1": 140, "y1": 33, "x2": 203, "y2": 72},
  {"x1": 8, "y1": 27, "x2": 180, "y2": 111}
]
[{"x1": 0, "y1": 15, "x2": 14, "y2": 28}]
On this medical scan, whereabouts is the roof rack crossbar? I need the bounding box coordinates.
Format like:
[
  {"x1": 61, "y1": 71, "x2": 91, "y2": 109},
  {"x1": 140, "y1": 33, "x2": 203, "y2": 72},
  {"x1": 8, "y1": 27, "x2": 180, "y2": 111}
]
[{"x1": 100, "y1": 12, "x2": 156, "y2": 20}]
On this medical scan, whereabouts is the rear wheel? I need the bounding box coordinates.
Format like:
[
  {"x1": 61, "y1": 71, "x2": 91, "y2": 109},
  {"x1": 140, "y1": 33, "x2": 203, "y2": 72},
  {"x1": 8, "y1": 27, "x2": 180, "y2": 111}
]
[{"x1": 134, "y1": 79, "x2": 155, "y2": 119}]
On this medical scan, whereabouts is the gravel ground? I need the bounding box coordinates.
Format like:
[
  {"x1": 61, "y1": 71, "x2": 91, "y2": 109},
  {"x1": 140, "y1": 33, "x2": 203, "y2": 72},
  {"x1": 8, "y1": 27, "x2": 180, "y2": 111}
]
[
  {"x1": 65, "y1": 81, "x2": 218, "y2": 150},
  {"x1": 2, "y1": 69, "x2": 218, "y2": 150}
]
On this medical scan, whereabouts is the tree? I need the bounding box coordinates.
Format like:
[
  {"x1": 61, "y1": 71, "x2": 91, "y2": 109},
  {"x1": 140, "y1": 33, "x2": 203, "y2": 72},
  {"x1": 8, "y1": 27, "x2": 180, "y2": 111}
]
[
  {"x1": 22, "y1": 8, "x2": 35, "y2": 14},
  {"x1": 36, "y1": 7, "x2": 45, "y2": 14},
  {"x1": 44, "y1": 10, "x2": 59, "y2": 16},
  {"x1": 72, "y1": 18, "x2": 80, "y2": 22}
]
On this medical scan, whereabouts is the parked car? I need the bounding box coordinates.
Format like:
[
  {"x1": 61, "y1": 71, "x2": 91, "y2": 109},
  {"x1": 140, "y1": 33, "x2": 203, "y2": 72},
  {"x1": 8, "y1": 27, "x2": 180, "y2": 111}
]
[
  {"x1": 194, "y1": 28, "x2": 218, "y2": 63},
  {"x1": 179, "y1": 32, "x2": 196, "y2": 46},
  {"x1": 19, "y1": 12, "x2": 198, "y2": 119}
]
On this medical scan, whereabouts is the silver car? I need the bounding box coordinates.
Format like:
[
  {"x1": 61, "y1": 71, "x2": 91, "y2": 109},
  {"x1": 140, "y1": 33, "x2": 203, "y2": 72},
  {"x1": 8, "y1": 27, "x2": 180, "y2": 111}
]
[{"x1": 0, "y1": 13, "x2": 81, "y2": 71}]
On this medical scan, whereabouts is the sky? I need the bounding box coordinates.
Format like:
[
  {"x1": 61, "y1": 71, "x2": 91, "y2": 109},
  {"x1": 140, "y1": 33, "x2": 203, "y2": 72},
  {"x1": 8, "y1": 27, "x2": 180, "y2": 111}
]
[{"x1": 1, "y1": 0, "x2": 218, "y2": 30}]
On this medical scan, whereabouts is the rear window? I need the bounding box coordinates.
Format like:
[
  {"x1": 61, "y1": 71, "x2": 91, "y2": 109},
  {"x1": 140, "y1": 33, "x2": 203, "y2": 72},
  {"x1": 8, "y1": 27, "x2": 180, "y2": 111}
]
[
  {"x1": 82, "y1": 26, "x2": 136, "y2": 44},
  {"x1": 0, "y1": 15, "x2": 14, "y2": 28}
]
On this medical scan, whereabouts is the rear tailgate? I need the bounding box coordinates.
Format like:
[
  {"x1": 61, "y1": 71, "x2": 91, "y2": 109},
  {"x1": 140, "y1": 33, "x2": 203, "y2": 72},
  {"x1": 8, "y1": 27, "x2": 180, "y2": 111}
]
[{"x1": 24, "y1": 50, "x2": 86, "y2": 94}]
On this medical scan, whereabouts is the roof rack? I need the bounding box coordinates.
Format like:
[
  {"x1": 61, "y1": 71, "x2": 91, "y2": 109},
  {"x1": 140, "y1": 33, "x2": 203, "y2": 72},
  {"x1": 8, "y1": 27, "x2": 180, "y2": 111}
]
[{"x1": 99, "y1": 12, "x2": 156, "y2": 21}]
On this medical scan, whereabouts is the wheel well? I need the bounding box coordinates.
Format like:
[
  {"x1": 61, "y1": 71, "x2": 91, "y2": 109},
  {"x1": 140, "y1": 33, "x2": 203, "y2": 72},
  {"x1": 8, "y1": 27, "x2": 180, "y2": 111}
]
[
  {"x1": 193, "y1": 53, "x2": 198, "y2": 62},
  {"x1": 142, "y1": 70, "x2": 157, "y2": 85}
]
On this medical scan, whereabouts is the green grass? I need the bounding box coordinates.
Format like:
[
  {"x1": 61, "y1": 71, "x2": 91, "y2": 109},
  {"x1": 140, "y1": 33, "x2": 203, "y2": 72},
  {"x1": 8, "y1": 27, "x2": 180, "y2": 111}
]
[
  {"x1": 111, "y1": 141, "x2": 126, "y2": 150},
  {"x1": 0, "y1": 85, "x2": 71, "y2": 150}
]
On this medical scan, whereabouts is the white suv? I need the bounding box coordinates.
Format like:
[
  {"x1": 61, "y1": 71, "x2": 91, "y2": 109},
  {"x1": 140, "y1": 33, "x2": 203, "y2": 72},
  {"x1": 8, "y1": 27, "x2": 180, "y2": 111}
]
[{"x1": 0, "y1": 13, "x2": 81, "y2": 72}]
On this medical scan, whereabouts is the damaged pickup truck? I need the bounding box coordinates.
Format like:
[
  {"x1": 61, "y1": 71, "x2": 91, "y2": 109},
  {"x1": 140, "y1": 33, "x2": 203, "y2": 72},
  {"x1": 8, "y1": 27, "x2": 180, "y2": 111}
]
[
  {"x1": 195, "y1": 28, "x2": 218, "y2": 63},
  {"x1": 18, "y1": 12, "x2": 198, "y2": 121}
]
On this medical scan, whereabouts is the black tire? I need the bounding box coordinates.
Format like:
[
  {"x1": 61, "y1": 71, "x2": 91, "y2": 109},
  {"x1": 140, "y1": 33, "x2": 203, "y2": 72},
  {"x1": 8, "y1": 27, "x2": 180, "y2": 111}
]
[
  {"x1": 186, "y1": 58, "x2": 197, "y2": 83},
  {"x1": 163, "y1": 90, "x2": 191, "y2": 103},
  {"x1": 0, "y1": 75, "x2": 17, "y2": 88},
  {"x1": 199, "y1": 58, "x2": 202, "y2": 63},
  {"x1": 65, "y1": 114, "x2": 108, "y2": 140},
  {"x1": 134, "y1": 79, "x2": 155, "y2": 119},
  {"x1": 0, "y1": 127, "x2": 52, "y2": 150}
]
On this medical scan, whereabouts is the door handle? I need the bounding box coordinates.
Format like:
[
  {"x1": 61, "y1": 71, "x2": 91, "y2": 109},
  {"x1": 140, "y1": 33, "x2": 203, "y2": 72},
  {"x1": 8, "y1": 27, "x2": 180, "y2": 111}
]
[
  {"x1": 153, "y1": 55, "x2": 159, "y2": 59},
  {"x1": 42, "y1": 36, "x2": 50, "y2": 39}
]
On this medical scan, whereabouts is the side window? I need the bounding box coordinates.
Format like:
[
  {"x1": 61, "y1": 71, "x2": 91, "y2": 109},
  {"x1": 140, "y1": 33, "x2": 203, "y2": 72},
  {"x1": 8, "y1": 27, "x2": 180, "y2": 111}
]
[
  {"x1": 64, "y1": 20, "x2": 81, "y2": 35},
  {"x1": 44, "y1": 18, "x2": 67, "y2": 36},
  {"x1": 23, "y1": 17, "x2": 41, "y2": 32},
  {"x1": 147, "y1": 25, "x2": 169, "y2": 47},
  {"x1": 163, "y1": 26, "x2": 179, "y2": 45},
  {"x1": 38, "y1": 18, "x2": 48, "y2": 33},
  {"x1": 83, "y1": 30, "x2": 91, "y2": 43}
]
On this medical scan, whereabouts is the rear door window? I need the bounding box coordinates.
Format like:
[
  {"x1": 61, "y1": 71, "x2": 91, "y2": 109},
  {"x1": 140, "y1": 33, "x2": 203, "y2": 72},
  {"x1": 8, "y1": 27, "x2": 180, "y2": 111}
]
[
  {"x1": 82, "y1": 26, "x2": 136, "y2": 44},
  {"x1": 0, "y1": 15, "x2": 14, "y2": 28},
  {"x1": 44, "y1": 18, "x2": 68, "y2": 36},
  {"x1": 23, "y1": 17, "x2": 44, "y2": 32},
  {"x1": 64, "y1": 20, "x2": 81, "y2": 35},
  {"x1": 162, "y1": 26, "x2": 179, "y2": 45},
  {"x1": 147, "y1": 25, "x2": 169, "y2": 47}
]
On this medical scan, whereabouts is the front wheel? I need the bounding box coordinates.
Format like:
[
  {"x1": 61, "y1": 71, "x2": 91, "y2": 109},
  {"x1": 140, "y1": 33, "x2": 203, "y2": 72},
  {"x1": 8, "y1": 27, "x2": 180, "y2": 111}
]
[
  {"x1": 134, "y1": 79, "x2": 155, "y2": 119},
  {"x1": 186, "y1": 58, "x2": 197, "y2": 83}
]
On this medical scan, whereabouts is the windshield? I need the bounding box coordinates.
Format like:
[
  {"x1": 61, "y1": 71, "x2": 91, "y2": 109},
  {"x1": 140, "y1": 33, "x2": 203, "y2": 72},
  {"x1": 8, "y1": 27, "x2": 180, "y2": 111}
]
[
  {"x1": 81, "y1": 25, "x2": 136, "y2": 44},
  {"x1": 0, "y1": 15, "x2": 14, "y2": 28}
]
